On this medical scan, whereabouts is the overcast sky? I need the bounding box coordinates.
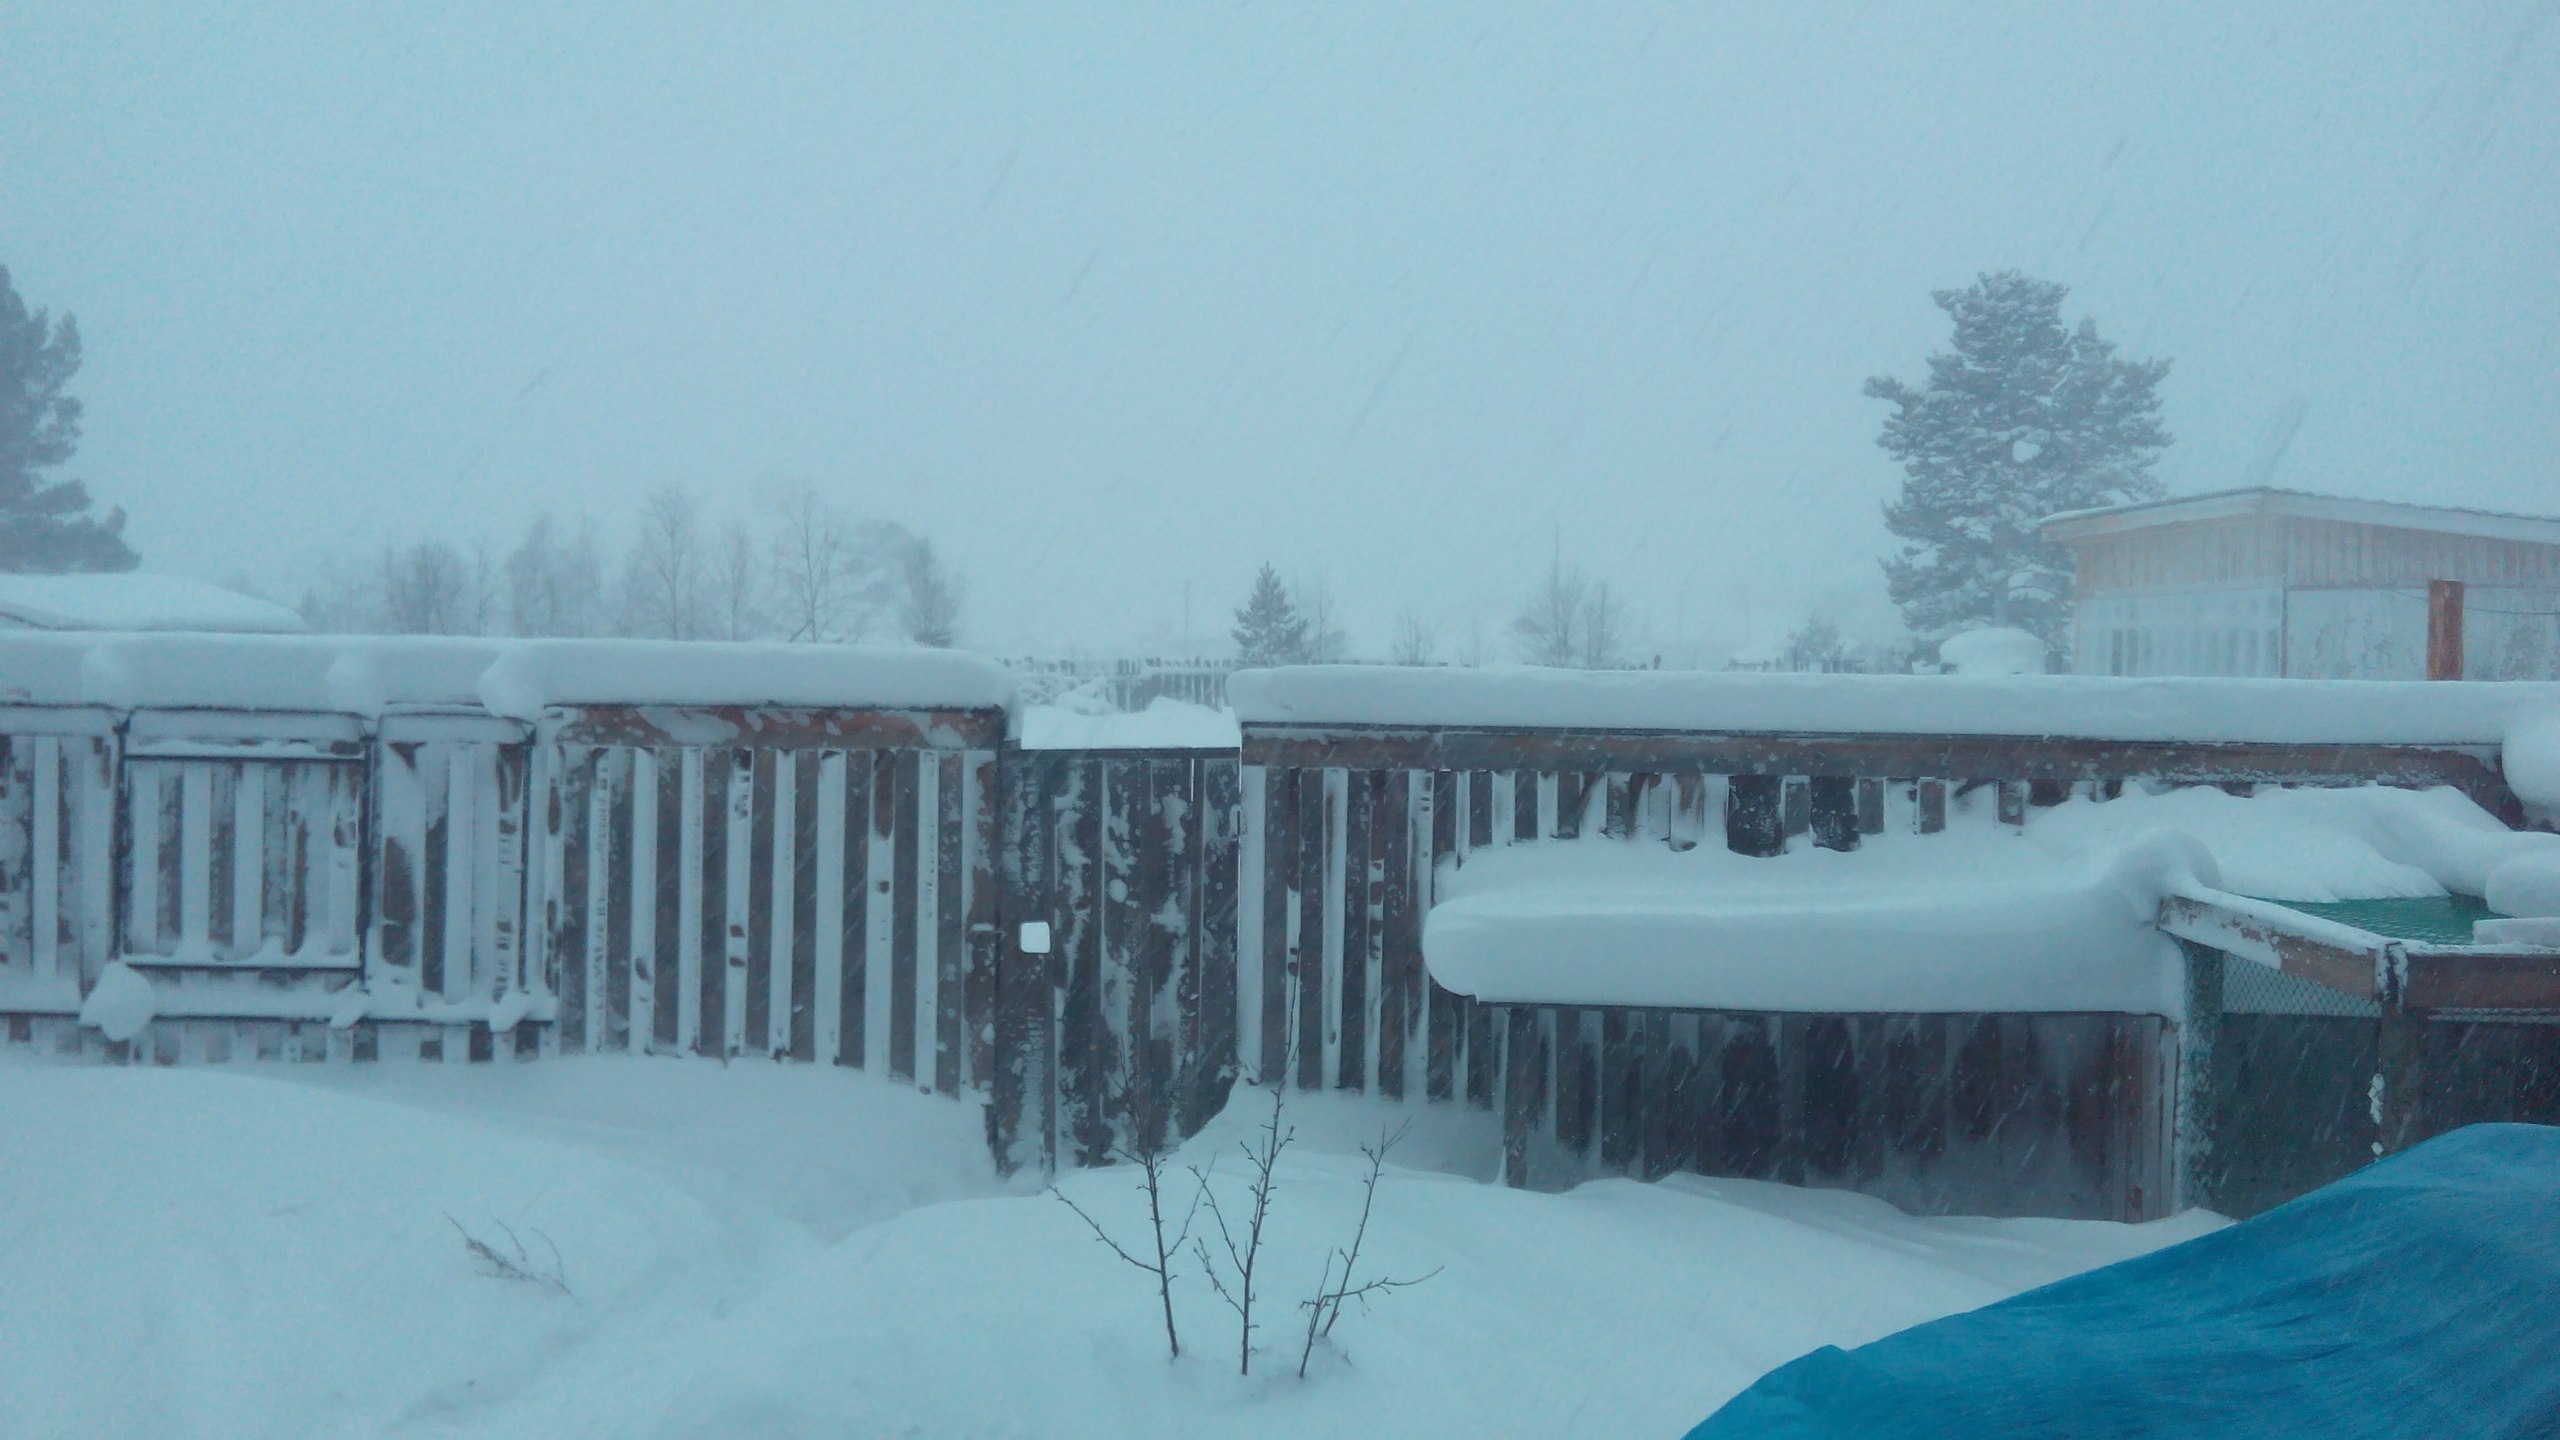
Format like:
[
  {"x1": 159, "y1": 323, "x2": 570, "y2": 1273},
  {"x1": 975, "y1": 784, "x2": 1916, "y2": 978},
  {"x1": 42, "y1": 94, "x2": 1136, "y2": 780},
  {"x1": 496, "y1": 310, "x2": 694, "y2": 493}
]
[{"x1": 5, "y1": 2, "x2": 2554, "y2": 655}]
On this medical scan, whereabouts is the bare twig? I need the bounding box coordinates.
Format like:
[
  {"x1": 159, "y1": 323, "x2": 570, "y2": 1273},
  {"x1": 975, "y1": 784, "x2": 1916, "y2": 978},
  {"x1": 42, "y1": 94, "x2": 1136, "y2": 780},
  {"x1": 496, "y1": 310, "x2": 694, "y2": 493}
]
[
  {"x1": 1297, "y1": 1122, "x2": 1435, "y2": 1377},
  {"x1": 447, "y1": 1214, "x2": 572, "y2": 1298},
  {"x1": 1190, "y1": 1077, "x2": 1292, "y2": 1375},
  {"x1": 1052, "y1": 1137, "x2": 1206, "y2": 1359}
]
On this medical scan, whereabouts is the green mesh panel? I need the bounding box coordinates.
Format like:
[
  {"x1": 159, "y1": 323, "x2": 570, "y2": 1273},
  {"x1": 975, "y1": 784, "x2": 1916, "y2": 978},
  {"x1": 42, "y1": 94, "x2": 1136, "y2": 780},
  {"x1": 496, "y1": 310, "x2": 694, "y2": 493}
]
[{"x1": 2243, "y1": 894, "x2": 2498, "y2": 947}]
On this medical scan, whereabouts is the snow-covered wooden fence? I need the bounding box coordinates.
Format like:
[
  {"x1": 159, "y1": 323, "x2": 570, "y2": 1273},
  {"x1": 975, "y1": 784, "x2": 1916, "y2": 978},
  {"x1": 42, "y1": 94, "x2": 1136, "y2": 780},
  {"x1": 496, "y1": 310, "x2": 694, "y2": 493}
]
[
  {"x1": 1228, "y1": 667, "x2": 2560, "y2": 1221},
  {"x1": 7, "y1": 639, "x2": 2555, "y2": 1219}
]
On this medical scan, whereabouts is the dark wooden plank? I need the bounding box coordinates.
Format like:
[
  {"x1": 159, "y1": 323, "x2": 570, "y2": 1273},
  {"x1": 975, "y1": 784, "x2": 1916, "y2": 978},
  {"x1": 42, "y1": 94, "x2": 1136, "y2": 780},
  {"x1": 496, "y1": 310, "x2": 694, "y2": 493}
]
[
  {"x1": 1513, "y1": 768, "x2": 1539, "y2": 841},
  {"x1": 554, "y1": 749, "x2": 593, "y2": 1050},
  {"x1": 1659, "y1": 1020, "x2": 1702, "y2": 1178},
  {"x1": 891, "y1": 750, "x2": 923, "y2": 1083},
  {"x1": 156, "y1": 764, "x2": 183, "y2": 950},
  {"x1": 1553, "y1": 770, "x2": 1586, "y2": 839},
  {"x1": 1855, "y1": 777, "x2": 1886, "y2": 835},
  {"x1": 837, "y1": 749, "x2": 873, "y2": 1069},
  {"x1": 1191, "y1": 757, "x2": 1241, "y2": 1132},
  {"x1": 374, "y1": 748, "x2": 421, "y2": 984},
  {"x1": 1295, "y1": 767, "x2": 1328, "y2": 1093},
  {"x1": 1915, "y1": 778, "x2": 1947, "y2": 834},
  {"x1": 1466, "y1": 770, "x2": 1493, "y2": 849},
  {"x1": 1466, "y1": 988, "x2": 1495, "y2": 1109},
  {"x1": 789, "y1": 751, "x2": 822, "y2": 1063},
  {"x1": 1337, "y1": 768, "x2": 1372, "y2": 1092},
  {"x1": 989, "y1": 752, "x2": 1049, "y2": 1171},
  {"x1": 1258, "y1": 766, "x2": 1298, "y2": 1085},
  {"x1": 603, "y1": 750, "x2": 636, "y2": 1050},
  {"x1": 651, "y1": 748, "x2": 683, "y2": 1051},
  {"x1": 1802, "y1": 1015, "x2": 1858, "y2": 1179},
  {"x1": 695, "y1": 747, "x2": 729, "y2": 1058},
  {"x1": 965, "y1": 751, "x2": 1001, "y2": 1091},
  {"x1": 1373, "y1": 769, "x2": 1412, "y2": 1100},
  {"x1": 1555, "y1": 1005, "x2": 1593, "y2": 1157},
  {"x1": 206, "y1": 764, "x2": 237, "y2": 953},
  {"x1": 1057, "y1": 757, "x2": 1108, "y2": 1164},
  {"x1": 1598, "y1": 1008, "x2": 1637, "y2": 1169},
  {"x1": 1725, "y1": 774, "x2": 1784, "y2": 857},
  {"x1": 1604, "y1": 772, "x2": 1633, "y2": 839},
  {"x1": 1808, "y1": 776, "x2": 1859, "y2": 852},
  {"x1": 1718, "y1": 1018, "x2": 1781, "y2": 1179},
  {"x1": 2403, "y1": 950, "x2": 2560, "y2": 1012},
  {"x1": 1501, "y1": 1006, "x2": 1541, "y2": 1188},
  {"x1": 744, "y1": 748, "x2": 777, "y2": 1052},
  {"x1": 1996, "y1": 779, "x2": 2028, "y2": 829},
  {"x1": 1425, "y1": 769, "x2": 1459, "y2": 1101},
  {"x1": 1101, "y1": 758, "x2": 1149, "y2": 1144},
  {"x1": 933, "y1": 751, "x2": 966, "y2": 1093},
  {"x1": 1638, "y1": 1011, "x2": 1675, "y2": 1180},
  {"x1": 420, "y1": 749, "x2": 451, "y2": 996}
]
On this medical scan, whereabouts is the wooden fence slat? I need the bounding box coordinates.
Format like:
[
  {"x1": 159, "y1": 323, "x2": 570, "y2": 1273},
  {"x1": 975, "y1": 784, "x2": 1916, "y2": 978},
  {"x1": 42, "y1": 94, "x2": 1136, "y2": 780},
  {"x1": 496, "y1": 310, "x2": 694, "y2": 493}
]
[
  {"x1": 790, "y1": 750, "x2": 822, "y2": 1063},
  {"x1": 990, "y1": 751, "x2": 1051, "y2": 1170},
  {"x1": 934, "y1": 751, "x2": 966, "y2": 1093},
  {"x1": 1296, "y1": 767, "x2": 1328, "y2": 1093},
  {"x1": 1258, "y1": 766, "x2": 1296, "y2": 1085},
  {"x1": 966, "y1": 750, "x2": 1000, "y2": 1091},
  {"x1": 674, "y1": 748, "x2": 705, "y2": 1053},
  {"x1": 722, "y1": 747, "x2": 754, "y2": 1057},
  {"x1": 1191, "y1": 758, "x2": 1240, "y2": 1131},
  {"x1": 1374, "y1": 769, "x2": 1412, "y2": 1100},
  {"x1": 745, "y1": 748, "x2": 778, "y2": 1053},
  {"x1": 554, "y1": 747, "x2": 593, "y2": 1050},
  {"x1": 1916, "y1": 778, "x2": 1947, "y2": 834},
  {"x1": 694, "y1": 746, "x2": 729, "y2": 1057},
  {"x1": 419, "y1": 746, "x2": 452, "y2": 995},
  {"x1": 1502, "y1": 1006, "x2": 1542, "y2": 1187},
  {"x1": 864, "y1": 750, "x2": 898, "y2": 1070},
  {"x1": 1055, "y1": 757, "x2": 1108, "y2": 1163},
  {"x1": 602, "y1": 748, "x2": 635, "y2": 1046},
  {"x1": 1101, "y1": 757, "x2": 1146, "y2": 1145},
  {"x1": 891, "y1": 749, "x2": 923, "y2": 1083},
  {"x1": 836, "y1": 749, "x2": 872, "y2": 1069},
  {"x1": 1809, "y1": 776, "x2": 1859, "y2": 852},
  {"x1": 1338, "y1": 768, "x2": 1372, "y2": 1092},
  {"x1": 1726, "y1": 773, "x2": 1783, "y2": 857},
  {"x1": 650, "y1": 748, "x2": 683, "y2": 1050},
  {"x1": 1425, "y1": 769, "x2": 1459, "y2": 1101}
]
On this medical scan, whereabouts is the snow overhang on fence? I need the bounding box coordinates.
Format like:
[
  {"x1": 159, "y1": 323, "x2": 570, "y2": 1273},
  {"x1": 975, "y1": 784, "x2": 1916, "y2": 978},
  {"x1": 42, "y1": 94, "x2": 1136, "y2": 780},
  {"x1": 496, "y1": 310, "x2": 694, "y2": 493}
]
[
  {"x1": 0, "y1": 633, "x2": 1018, "y2": 723},
  {"x1": 1228, "y1": 665, "x2": 2560, "y2": 749}
]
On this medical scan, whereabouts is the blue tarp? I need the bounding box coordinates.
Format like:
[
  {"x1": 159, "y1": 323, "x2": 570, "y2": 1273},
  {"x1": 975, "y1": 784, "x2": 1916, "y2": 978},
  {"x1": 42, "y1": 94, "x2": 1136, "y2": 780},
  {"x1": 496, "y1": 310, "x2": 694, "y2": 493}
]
[{"x1": 1686, "y1": 1124, "x2": 2560, "y2": 1440}]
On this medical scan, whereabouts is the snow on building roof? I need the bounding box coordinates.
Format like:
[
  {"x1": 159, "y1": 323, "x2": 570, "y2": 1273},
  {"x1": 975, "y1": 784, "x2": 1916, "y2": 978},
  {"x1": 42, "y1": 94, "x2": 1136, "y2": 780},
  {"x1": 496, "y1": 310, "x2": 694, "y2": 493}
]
[
  {"x1": 2039, "y1": 487, "x2": 2560, "y2": 549},
  {"x1": 1229, "y1": 664, "x2": 2560, "y2": 747},
  {"x1": 0, "y1": 632, "x2": 1016, "y2": 718},
  {"x1": 0, "y1": 573, "x2": 306, "y2": 634}
]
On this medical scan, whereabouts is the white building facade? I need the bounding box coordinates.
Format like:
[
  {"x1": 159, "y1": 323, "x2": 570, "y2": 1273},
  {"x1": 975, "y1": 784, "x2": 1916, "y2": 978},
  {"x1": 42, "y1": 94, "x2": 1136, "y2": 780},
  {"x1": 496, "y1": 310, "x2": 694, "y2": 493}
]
[{"x1": 2043, "y1": 488, "x2": 2560, "y2": 681}]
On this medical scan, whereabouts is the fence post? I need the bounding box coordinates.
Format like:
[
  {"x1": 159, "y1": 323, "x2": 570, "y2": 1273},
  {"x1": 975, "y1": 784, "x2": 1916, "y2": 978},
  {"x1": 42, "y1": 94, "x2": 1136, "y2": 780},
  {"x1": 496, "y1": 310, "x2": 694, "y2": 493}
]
[
  {"x1": 2425, "y1": 580, "x2": 2465, "y2": 681},
  {"x1": 2174, "y1": 940, "x2": 2222, "y2": 1212}
]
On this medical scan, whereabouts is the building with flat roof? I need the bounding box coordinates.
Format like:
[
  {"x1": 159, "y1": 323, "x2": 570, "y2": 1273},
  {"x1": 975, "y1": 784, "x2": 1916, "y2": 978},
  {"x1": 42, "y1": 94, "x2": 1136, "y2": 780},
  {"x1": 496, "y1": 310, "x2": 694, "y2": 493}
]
[{"x1": 2040, "y1": 488, "x2": 2560, "y2": 680}]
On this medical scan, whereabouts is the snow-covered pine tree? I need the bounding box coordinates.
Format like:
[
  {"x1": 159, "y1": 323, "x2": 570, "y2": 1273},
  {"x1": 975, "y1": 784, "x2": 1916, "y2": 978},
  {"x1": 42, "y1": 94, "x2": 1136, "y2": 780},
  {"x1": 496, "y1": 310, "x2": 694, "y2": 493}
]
[
  {"x1": 1232, "y1": 563, "x2": 1309, "y2": 666},
  {"x1": 1866, "y1": 271, "x2": 2169, "y2": 649},
  {"x1": 0, "y1": 265, "x2": 136, "y2": 572}
]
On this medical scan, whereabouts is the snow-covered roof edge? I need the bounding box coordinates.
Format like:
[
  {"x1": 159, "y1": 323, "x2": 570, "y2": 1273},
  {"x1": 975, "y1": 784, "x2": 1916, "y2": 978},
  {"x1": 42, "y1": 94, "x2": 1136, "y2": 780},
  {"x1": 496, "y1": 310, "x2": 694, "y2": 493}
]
[
  {"x1": 0, "y1": 633, "x2": 1017, "y2": 719},
  {"x1": 2040, "y1": 486, "x2": 2560, "y2": 548},
  {"x1": 0, "y1": 573, "x2": 307, "y2": 634},
  {"x1": 1229, "y1": 665, "x2": 2560, "y2": 747}
]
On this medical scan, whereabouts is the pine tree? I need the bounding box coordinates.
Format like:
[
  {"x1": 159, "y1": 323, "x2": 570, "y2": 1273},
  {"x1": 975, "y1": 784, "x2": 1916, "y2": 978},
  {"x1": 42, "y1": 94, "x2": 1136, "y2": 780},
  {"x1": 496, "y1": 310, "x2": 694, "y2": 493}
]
[
  {"x1": 1232, "y1": 563, "x2": 1309, "y2": 666},
  {"x1": 1867, "y1": 271, "x2": 2168, "y2": 648},
  {"x1": 0, "y1": 265, "x2": 136, "y2": 572}
]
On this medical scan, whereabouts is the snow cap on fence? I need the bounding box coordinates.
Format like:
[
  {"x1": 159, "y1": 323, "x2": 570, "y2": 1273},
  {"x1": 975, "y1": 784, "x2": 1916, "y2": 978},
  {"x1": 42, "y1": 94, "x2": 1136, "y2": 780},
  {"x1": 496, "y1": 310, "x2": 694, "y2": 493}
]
[
  {"x1": 0, "y1": 632, "x2": 1015, "y2": 719},
  {"x1": 1227, "y1": 664, "x2": 2560, "y2": 747}
]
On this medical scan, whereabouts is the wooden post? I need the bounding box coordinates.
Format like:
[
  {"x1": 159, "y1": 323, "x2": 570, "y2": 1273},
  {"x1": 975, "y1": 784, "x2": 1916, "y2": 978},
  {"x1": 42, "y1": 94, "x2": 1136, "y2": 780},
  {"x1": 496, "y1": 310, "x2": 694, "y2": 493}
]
[
  {"x1": 2426, "y1": 579, "x2": 2465, "y2": 681},
  {"x1": 2174, "y1": 940, "x2": 2223, "y2": 1212},
  {"x1": 2374, "y1": 943, "x2": 2423, "y2": 1157}
]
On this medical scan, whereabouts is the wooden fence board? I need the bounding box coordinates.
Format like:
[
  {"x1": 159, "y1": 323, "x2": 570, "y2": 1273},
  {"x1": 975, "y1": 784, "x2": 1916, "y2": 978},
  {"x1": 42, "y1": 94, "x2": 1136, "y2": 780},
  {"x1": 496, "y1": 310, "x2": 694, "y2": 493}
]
[{"x1": 935, "y1": 752, "x2": 966, "y2": 1093}]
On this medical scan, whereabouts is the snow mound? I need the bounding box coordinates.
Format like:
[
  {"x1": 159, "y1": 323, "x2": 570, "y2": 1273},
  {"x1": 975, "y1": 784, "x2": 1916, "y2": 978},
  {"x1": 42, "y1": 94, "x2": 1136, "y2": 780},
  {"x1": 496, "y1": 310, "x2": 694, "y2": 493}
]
[
  {"x1": 2485, "y1": 852, "x2": 2560, "y2": 920},
  {"x1": 2505, "y1": 709, "x2": 2560, "y2": 812},
  {"x1": 1018, "y1": 697, "x2": 1240, "y2": 750},
  {"x1": 1939, "y1": 626, "x2": 2048, "y2": 676},
  {"x1": 0, "y1": 572, "x2": 305, "y2": 634},
  {"x1": 75, "y1": 962, "x2": 156, "y2": 1041},
  {"x1": 0, "y1": 1061, "x2": 2215, "y2": 1440}
]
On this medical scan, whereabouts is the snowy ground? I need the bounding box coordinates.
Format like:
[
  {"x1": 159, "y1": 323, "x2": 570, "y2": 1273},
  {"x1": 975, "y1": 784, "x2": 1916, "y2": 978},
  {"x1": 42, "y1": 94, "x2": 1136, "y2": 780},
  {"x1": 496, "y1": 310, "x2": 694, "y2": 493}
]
[{"x1": 0, "y1": 1056, "x2": 2217, "y2": 1439}]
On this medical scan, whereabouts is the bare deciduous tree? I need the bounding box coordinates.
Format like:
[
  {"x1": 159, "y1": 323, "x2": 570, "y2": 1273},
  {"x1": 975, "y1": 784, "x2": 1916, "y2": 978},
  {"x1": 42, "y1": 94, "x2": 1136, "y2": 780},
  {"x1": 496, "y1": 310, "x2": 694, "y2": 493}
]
[
  {"x1": 381, "y1": 539, "x2": 470, "y2": 634},
  {"x1": 505, "y1": 512, "x2": 608, "y2": 637},
  {"x1": 1051, "y1": 1061, "x2": 1207, "y2": 1361},
  {"x1": 1580, "y1": 579, "x2": 1627, "y2": 669},
  {"x1": 1389, "y1": 612, "x2": 1437, "y2": 666},
  {"x1": 625, "y1": 484, "x2": 706, "y2": 639},
  {"x1": 1292, "y1": 577, "x2": 1346, "y2": 663},
  {"x1": 710, "y1": 519, "x2": 763, "y2": 641},
  {"x1": 766, "y1": 480, "x2": 857, "y2": 642},
  {"x1": 1510, "y1": 551, "x2": 1587, "y2": 667}
]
